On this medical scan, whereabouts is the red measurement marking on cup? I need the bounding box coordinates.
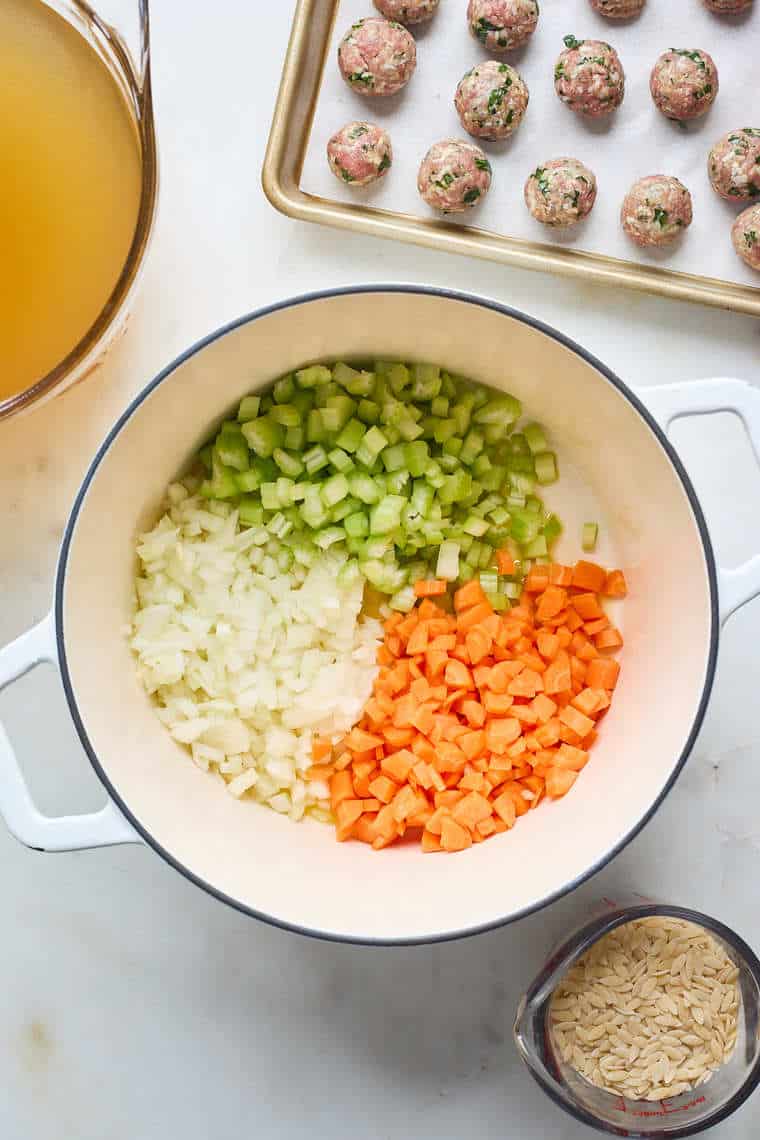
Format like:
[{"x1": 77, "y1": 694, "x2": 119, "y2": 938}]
[{"x1": 613, "y1": 1096, "x2": 706, "y2": 1118}]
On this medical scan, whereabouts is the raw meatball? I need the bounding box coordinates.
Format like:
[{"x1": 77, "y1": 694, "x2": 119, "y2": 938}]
[
  {"x1": 554, "y1": 36, "x2": 625, "y2": 117},
  {"x1": 708, "y1": 129, "x2": 760, "y2": 201},
  {"x1": 732, "y1": 204, "x2": 760, "y2": 270},
  {"x1": 327, "y1": 122, "x2": 393, "y2": 187},
  {"x1": 454, "y1": 61, "x2": 530, "y2": 140},
  {"x1": 417, "y1": 139, "x2": 493, "y2": 213},
  {"x1": 374, "y1": 0, "x2": 439, "y2": 23},
  {"x1": 621, "y1": 175, "x2": 693, "y2": 247},
  {"x1": 650, "y1": 49, "x2": 718, "y2": 120},
  {"x1": 589, "y1": 0, "x2": 645, "y2": 18},
  {"x1": 338, "y1": 17, "x2": 417, "y2": 97},
  {"x1": 703, "y1": 0, "x2": 752, "y2": 12},
  {"x1": 524, "y1": 158, "x2": 597, "y2": 226},
  {"x1": 467, "y1": 0, "x2": 540, "y2": 52}
]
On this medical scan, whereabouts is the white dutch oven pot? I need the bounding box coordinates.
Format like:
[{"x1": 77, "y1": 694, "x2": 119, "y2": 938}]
[{"x1": 1, "y1": 288, "x2": 759, "y2": 944}]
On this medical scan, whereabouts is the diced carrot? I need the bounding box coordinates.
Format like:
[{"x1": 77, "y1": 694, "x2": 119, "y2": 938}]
[
  {"x1": 486, "y1": 718, "x2": 521, "y2": 753},
  {"x1": 545, "y1": 768, "x2": 578, "y2": 798},
  {"x1": 414, "y1": 579, "x2": 448, "y2": 598},
  {"x1": 555, "y1": 743, "x2": 589, "y2": 771},
  {"x1": 330, "y1": 769, "x2": 355, "y2": 810},
  {"x1": 531, "y1": 693, "x2": 558, "y2": 724},
  {"x1": 488, "y1": 659, "x2": 524, "y2": 692},
  {"x1": 352, "y1": 815, "x2": 378, "y2": 845},
  {"x1": 383, "y1": 725, "x2": 415, "y2": 749},
  {"x1": 457, "y1": 602, "x2": 494, "y2": 632},
  {"x1": 405, "y1": 623, "x2": 429, "y2": 656},
  {"x1": 421, "y1": 830, "x2": 443, "y2": 853},
  {"x1": 508, "y1": 668, "x2": 543, "y2": 698},
  {"x1": 511, "y1": 704, "x2": 539, "y2": 727},
  {"x1": 536, "y1": 630, "x2": 560, "y2": 660},
  {"x1": 496, "y1": 550, "x2": 516, "y2": 576},
  {"x1": 452, "y1": 791, "x2": 492, "y2": 830},
  {"x1": 444, "y1": 659, "x2": 475, "y2": 690},
  {"x1": 536, "y1": 586, "x2": 568, "y2": 623},
  {"x1": 572, "y1": 560, "x2": 607, "y2": 593},
  {"x1": 381, "y1": 749, "x2": 415, "y2": 783},
  {"x1": 524, "y1": 567, "x2": 550, "y2": 593},
  {"x1": 595, "y1": 627, "x2": 624, "y2": 651},
  {"x1": 572, "y1": 687, "x2": 604, "y2": 718},
  {"x1": 603, "y1": 569, "x2": 628, "y2": 598},
  {"x1": 556, "y1": 626, "x2": 572, "y2": 649},
  {"x1": 434, "y1": 790, "x2": 464, "y2": 809},
  {"x1": 560, "y1": 705, "x2": 595, "y2": 739},
  {"x1": 418, "y1": 598, "x2": 445, "y2": 621},
  {"x1": 586, "y1": 657, "x2": 621, "y2": 690},
  {"x1": 460, "y1": 729, "x2": 487, "y2": 762},
  {"x1": 305, "y1": 763, "x2": 335, "y2": 782},
  {"x1": 572, "y1": 593, "x2": 604, "y2": 621},
  {"x1": 411, "y1": 702, "x2": 436, "y2": 737},
  {"x1": 477, "y1": 816, "x2": 497, "y2": 838},
  {"x1": 461, "y1": 699, "x2": 486, "y2": 728},
  {"x1": 466, "y1": 626, "x2": 493, "y2": 666},
  {"x1": 459, "y1": 768, "x2": 487, "y2": 793},
  {"x1": 483, "y1": 691, "x2": 515, "y2": 716},
  {"x1": 544, "y1": 650, "x2": 572, "y2": 695},
  {"x1": 454, "y1": 580, "x2": 488, "y2": 611},
  {"x1": 440, "y1": 816, "x2": 473, "y2": 852},
  {"x1": 564, "y1": 610, "x2": 584, "y2": 633},
  {"x1": 583, "y1": 617, "x2": 610, "y2": 637},
  {"x1": 336, "y1": 799, "x2": 364, "y2": 842},
  {"x1": 548, "y1": 564, "x2": 574, "y2": 587},
  {"x1": 391, "y1": 784, "x2": 426, "y2": 824},
  {"x1": 519, "y1": 650, "x2": 547, "y2": 674},
  {"x1": 368, "y1": 774, "x2": 398, "y2": 804},
  {"x1": 535, "y1": 718, "x2": 561, "y2": 748}
]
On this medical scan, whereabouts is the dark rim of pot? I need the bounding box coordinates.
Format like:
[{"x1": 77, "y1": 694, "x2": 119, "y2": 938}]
[{"x1": 54, "y1": 285, "x2": 721, "y2": 947}]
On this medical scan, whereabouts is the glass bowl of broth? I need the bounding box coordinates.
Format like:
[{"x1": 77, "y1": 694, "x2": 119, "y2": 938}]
[{"x1": 0, "y1": 0, "x2": 157, "y2": 421}]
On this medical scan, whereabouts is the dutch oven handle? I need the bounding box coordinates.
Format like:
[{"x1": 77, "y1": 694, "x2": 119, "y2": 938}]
[
  {"x1": 0, "y1": 615, "x2": 141, "y2": 852},
  {"x1": 641, "y1": 378, "x2": 760, "y2": 626}
]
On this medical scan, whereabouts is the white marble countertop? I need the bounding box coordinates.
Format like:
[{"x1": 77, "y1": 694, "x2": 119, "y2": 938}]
[{"x1": 1, "y1": 3, "x2": 759, "y2": 1137}]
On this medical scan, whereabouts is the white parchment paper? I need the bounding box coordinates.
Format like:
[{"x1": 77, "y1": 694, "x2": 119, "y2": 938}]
[{"x1": 301, "y1": 1, "x2": 760, "y2": 290}]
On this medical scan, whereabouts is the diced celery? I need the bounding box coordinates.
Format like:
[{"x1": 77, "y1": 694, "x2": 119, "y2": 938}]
[
  {"x1": 381, "y1": 444, "x2": 406, "y2": 473},
  {"x1": 330, "y1": 498, "x2": 356, "y2": 524},
  {"x1": 464, "y1": 515, "x2": 489, "y2": 537},
  {"x1": 327, "y1": 448, "x2": 353, "y2": 473},
  {"x1": 370, "y1": 495, "x2": 405, "y2": 535},
  {"x1": 295, "y1": 364, "x2": 332, "y2": 388},
  {"x1": 543, "y1": 514, "x2": 563, "y2": 545},
  {"x1": 314, "y1": 527, "x2": 345, "y2": 550},
  {"x1": 333, "y1": 362, "x2": 375, "y2": 396},
  {"x1": 488, "y1": 505, "x2": 511, "y2": 527},
  {"x1": 480, "y1": 570, "x2": 498, "y2": 594},
  {"x1": 291, "y1": 391, "x2": 314, "y2": 416},
  {"x1": 303, "y1": 445, "x2": 329, "y2": 475},
  {"x1": 261, "y1": 482, "x2": 280, "y2": 511},
  {"x1": 242, "y1": 416, "x2": 283, "y2": 459},
  {"x1": 397, "y1": 417, "x2": 424, "y2": 442},
  {"x1": 306, "y1": 409, "x2": 326, "y2": 443},
  {"x1": 404, "y1": 441, "x2": 430, "y2": 478},
  {"x1": 386, "y1": 470, "x2": 410, "y2": 495},
  {"x1": 439, "y1": 470, "x2": 472, "y2": 505},
  {"x1": 284, "y1": 425, "x2": 304, "y2": 451},
  {"x1": 357, "y1": 399, "x2": 380, "y2": 424},
  {"x1": 276, "y1": 477, "x2": 295, "y2": 506},
  {"x1": 355, "y1": 426, "x2": 388, "y2": 467},
  {"x1": 273, "y1": 375, "x2": 294, "y2": 404},
  {"x1": 523, "y1": 536, "x2": 548, "y2": 558},
  {"x1": 524, "y1": 422, "x2": 548, "y2": 454},
  {"x1": 268, "y1": 512, "x2": 293, "y2": 539},
  {"x1": 431, "y1": 396, "x2": 449, "y2": 418},
  {"x1": 386, "y1": 363, "x2": 410, "y2": 395},
  {"x1": 506, "y1": 454, "x2": 535, "y2": 474},
  {"x1": 436, "y1": 540, "x2": 460, "y2": 581},
  {"x1": 321, "y1": 473, "x2": 349, "y2": 508},
  {"x1": 237, "y1": 396, "x2": 261, "y2": 423},
  {"x1": 433, "y1": 418, "x2": 457, "y2": 445},
  {"x1": 348, "y1": 472, "x2": 381, "y2": 505},
  {"x1": 235, "y1": 468, "x2": 262, "y2": 493},
  {"x1": 473, "y1": 393, "x2": 522, "y2": 425},
  {"x1": 272, "y1": 448, "x2": 304, "y2": 478},
  {"x1": 439, "y1": 454, "x2": 459, "y2": 473},
  {"x1": 238, "y1": 498, "x2": 265, "y2": 527},
  {"x1": 459, "y1": 429, "x2": 484, "y2": 465},
  {"x1": 344, "y1": 511, "x2": 369, "y2": 538},
  {"x1": 510, "y1": 508, "x2": 541, "y2": 545},
  {"x1": 451, "y1": 403, "x2": 471, "y2": 436},
  {"x1": 300, "y1": 491, "x2": 328, "y2": 529},
  {"x1": 510, "y1": 471, "x2": 536, "y2": 496},
  {"x1": 510, "y1": 433, "x2": 530, "y2": 456},
  {"x1": 525, "y1": 496, "x2": 543, "y2": 514},
  {"x1": 335, "y1": 418, "x2": 366, "y2": 454},
  {"x1": 388, "y1": 586, "x2": 417, "y2": 613},
  {"x1": 582, "y1": 522, "x2": 599, "y2": 552},
  {"x1": 364, "y1": 537, "x2": 391, "y2": 559},
  {"x1": 411, "y1": 363, "x2": 441, "y2": 401},
  {"x1": 488, "y1": 593, "x2": 510, "y2": 612},
  {"x1": 502, "y1": 579, "x2": 521, "y2": 600},
  {"x1": 534, "y1": 451, "x2": 558, "y2": 485},
  {"x1": 216, "y1": 425, "x2": 250, "y2": 472},
  {"x1": 410, "y1": 480, "x2": 433, "y2": 518},
  {"x1": 321, "y1": 395, "x2": 356, "y2": 433},
  {"x1": 337, "y1": 558, "x2": 362, "y2": 589},
  {"x1": 442, "y1": 437, "x2": 463, "y2": 458}
]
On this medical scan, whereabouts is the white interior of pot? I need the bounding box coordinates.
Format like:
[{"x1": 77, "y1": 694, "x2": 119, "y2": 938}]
[{"x1": 59, "y1": 291, "x2": 714, "y2": 942}]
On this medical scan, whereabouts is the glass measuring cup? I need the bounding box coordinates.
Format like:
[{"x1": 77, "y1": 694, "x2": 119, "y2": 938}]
[
  {"x1": 0, "y1": 0, "x2": 157, "y2": 422},
  {"x1": 514, "y1": 896, "x2": 760, "y2": 1137}
]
